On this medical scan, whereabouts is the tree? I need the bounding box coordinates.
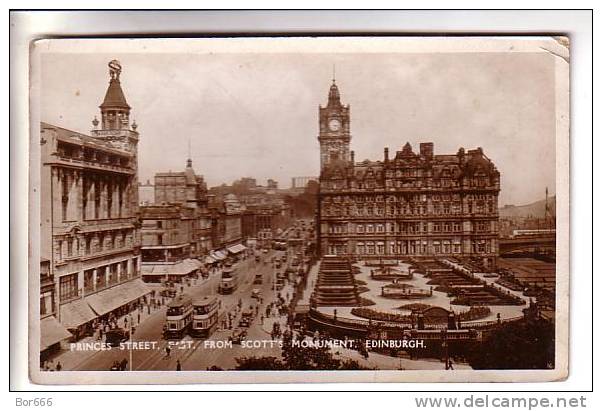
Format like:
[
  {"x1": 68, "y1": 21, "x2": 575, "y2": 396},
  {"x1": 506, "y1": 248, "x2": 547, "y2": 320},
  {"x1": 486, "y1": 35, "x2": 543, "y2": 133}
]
[
  {"x1": 234, "y1": 356, "x2": 286, "y2": 370},
  {"x1": 233, "y1": 332, "x2": 372, "y2": 371},
  {"x1": 467, "y1": 318, "x2": 555, "y2": 369},
  {"x1": 281, "y1": 331, "x2": 341, "y2": 370}
]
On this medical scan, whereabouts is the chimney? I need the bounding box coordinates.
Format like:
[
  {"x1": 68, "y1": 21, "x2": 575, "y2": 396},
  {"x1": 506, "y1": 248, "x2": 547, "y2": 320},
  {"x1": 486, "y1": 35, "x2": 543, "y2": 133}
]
[
  {"x1": 384, "y1": 147, "x2": 389, "y2": 163},
  {"x1": 457, "y1": 147, "x2": 465, "y2": 164},
  {"x1": 420, "y1": 142, "x2": 434, "y2": 159}
]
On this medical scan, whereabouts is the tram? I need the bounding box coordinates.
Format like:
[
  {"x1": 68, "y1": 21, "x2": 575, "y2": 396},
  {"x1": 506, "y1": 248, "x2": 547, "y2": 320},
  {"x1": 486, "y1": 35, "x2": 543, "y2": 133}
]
[
  {"x1": 191, "y1": 296, "x2": 220, "y2": 337},
  {"x1": 163, "y1": 294, "x2": 193, "y2": 339},
  {"x1": 218, "y1": 263, "x2": 238, "y2": 294}
]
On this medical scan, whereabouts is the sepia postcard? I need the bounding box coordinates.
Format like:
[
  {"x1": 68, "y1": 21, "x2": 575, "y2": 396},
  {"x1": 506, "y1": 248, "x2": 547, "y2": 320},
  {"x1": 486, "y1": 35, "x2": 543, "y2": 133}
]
[{"x1": 27, "y1": 36, "x2": 569, "y2": 384}]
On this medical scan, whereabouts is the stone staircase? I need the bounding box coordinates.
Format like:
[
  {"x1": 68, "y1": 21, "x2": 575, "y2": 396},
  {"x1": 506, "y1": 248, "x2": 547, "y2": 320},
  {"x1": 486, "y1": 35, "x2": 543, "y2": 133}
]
[{"x1": 311, "y1": 256, "x2": 360, "y2": 306}]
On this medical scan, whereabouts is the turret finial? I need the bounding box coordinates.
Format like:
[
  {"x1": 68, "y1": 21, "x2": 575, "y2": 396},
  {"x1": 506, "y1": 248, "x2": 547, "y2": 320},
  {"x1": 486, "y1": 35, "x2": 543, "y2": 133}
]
[{"x1": 108, "y1": 59, "x2": 122, "y2": 80}]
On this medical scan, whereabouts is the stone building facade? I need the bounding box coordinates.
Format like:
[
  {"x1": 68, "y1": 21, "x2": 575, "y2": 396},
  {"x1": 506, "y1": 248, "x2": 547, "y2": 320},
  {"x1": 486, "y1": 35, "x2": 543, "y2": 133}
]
[
  {"x1": 241, "y1": 204, "x2": 293, "y2": 247},
  {"x1": 210, "y1": 194, "x2": 244, "y2": 249},
  {"x1": 316, "y1": 81, "x2": 501, "y2": 269},
  {"x1": 140, "y1": 205, "x2": 192, "y2": 263},
  {"x1": 152, "y1": 159, "x2": 212, "y2": 256},
  {"x1": 139, "y1": 204, "x2": 202, "y2": 283},
  {"x1": 40, "y1": 61, "x2": 149, "y2": 340}
]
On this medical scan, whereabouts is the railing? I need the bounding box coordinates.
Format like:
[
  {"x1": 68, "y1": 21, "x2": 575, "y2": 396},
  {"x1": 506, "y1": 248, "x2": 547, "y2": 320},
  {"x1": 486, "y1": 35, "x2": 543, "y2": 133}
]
[
  {"x1": 309, "y1": 307, "x2": 523, "y2": 332},
  {"x1": 56, "y1": 155, "x2": 134, "y2": 173},
  {"x1": 464, "y1": 315, "x2": 523, "y2": 329}
]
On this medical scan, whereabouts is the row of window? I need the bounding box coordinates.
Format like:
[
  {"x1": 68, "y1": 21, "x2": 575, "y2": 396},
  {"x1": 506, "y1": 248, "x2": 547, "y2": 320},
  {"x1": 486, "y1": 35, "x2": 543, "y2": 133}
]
[
  {"x1": 60, "y1": 171, "x2": 131, "y2": 222},
  {"x1": 59, "y1": 258, "x2": 139, "y2": 302},
  {"x1": 322, "y1": 202, "x2": 496, "y2": 217},
  {"x1": 327, "y1": 221, "x2": 493, "y2": 234},
  {"x1": 324, "y1": 193, "x2": 496, "y2": 203},
  {"x1": 322, "y1": 177, "x2": 495, "y2": 190},
  {"x1": 57, "y1": 142, "x2": 130, "y2": 168},
  {"x1": 327, "y1": 239, "x2": 494, "y2": 256},
  {"x1": 56, "y1": 230, "x2": 133, "y2": 261}
]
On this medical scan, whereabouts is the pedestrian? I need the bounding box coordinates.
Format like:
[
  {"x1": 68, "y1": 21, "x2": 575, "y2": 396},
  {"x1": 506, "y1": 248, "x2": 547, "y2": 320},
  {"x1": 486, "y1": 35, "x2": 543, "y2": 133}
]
[
  {"x1": 165, "y1": 346, "x2": 171, "y2": 358},
  {"x1": 176, "y1": 360, "x2": 182, "y2": 371},
  {"x1": 55, "y1": 361, "x2": 62, "y2": 371},
  {"x1": 137, "y1": 312, "x2": 141, "y2": 324},
  {"x1": 120, "y1": 358, "x2": 128, "y2": 371}
]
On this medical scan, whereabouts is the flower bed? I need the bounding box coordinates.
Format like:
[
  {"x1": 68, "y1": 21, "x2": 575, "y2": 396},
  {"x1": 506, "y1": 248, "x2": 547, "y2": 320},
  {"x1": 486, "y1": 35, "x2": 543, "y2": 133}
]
[
  {"x1": 357, "y1": 297, "x2": 376, "y2": 307},
  {"x1": 457, "y1": 306, "x2": 491, "y2": 321},
  {"x1": 351, "y1": 307, "x2": 411, "y2": 323},
  {"x1": 354, "y1": 305, "x2": 492, "y2": 324},
  {"x1": 397, "y1": 303, "x2": 433, "y2": 311}
]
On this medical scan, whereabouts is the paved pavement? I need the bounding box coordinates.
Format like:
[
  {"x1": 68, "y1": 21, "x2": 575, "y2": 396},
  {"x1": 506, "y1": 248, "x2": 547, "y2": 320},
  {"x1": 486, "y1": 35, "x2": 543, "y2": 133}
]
[
  {"x1": 66, "y1": 249, "x2": 293, "y2": 371},
  {"x1": 332, "y1": 346, "x2": 472, "y2": 370}
]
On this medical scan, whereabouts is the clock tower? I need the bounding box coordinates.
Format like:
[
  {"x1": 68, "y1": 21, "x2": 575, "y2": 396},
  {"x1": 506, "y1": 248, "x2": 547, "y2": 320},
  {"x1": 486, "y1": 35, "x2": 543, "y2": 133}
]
[{"x1": 318, "y1": 79, "x2": 351, "y2": 173}]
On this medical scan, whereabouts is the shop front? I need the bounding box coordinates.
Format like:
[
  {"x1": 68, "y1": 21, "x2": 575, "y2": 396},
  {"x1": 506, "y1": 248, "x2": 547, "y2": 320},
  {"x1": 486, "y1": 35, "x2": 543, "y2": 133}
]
[
  {"x1": 141, "y1": 259, "x2": 203, "y2": 283},
  {"x1": 59, "y1": 298, "x2": 98, "y2": 340},
  {"x1": 85, "y1": 278, "x2": 152, "y2": 323},
  {"x1": 40, "y1": 315, "x2": 72, "y2": 363}
]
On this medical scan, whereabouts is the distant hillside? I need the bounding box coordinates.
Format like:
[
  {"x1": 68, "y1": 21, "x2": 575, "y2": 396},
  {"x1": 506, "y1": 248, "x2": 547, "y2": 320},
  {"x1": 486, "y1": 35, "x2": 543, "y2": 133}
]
[{"x1": 499, "y1": 196, "x2": 556, "y2": 218}]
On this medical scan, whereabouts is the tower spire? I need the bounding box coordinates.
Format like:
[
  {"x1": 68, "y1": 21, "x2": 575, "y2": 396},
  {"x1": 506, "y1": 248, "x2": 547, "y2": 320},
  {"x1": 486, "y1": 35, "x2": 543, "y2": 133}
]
[
  {"x1": 99, "y1": 59, "x2": 130, "y2": 130},
  {"x1": 332, "y1": 64, "x2": 336, "y2": 84},
  {"x1": 186, "y1": 137, "x2": 192, "y2": 168}
]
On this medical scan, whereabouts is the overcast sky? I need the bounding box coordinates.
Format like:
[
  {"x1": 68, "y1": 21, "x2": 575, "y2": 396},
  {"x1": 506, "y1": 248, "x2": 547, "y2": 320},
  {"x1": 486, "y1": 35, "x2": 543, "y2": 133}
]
[{"x1": 40, "y1": 49, "x2": 557, "y2": 206}]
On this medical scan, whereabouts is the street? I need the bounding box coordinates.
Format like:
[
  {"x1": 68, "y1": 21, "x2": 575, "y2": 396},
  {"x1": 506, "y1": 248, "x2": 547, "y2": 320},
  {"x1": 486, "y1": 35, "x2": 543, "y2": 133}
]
[{"x1": 74, "y1": 248, "x2": 295, "y2": 371}]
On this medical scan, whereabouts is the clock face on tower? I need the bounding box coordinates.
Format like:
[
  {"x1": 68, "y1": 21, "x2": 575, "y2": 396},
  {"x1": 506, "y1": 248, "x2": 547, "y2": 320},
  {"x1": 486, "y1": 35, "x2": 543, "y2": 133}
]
[{"x1": 328, "y1": 118, "x2": 341, "y2": 132}]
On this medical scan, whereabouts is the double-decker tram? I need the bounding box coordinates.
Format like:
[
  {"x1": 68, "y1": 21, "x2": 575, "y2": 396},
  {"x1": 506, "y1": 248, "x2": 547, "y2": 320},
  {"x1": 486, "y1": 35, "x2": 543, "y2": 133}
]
[
  {"x1": 163, "y1": 294, "x2": 193, "y2": 339},
  {"x1": 191, "y1": 296, "x2": 220, "y2": 337},
  {"x1": 218, "y1": 263, "x2": 238, "y2": 294}
]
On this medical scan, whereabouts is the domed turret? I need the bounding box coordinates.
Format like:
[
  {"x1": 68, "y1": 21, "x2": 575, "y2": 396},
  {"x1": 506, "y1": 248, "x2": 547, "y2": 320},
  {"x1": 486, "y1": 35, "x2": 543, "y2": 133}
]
[{"x1": 99, "y1": 60, "x2": 131, "y2": 130}]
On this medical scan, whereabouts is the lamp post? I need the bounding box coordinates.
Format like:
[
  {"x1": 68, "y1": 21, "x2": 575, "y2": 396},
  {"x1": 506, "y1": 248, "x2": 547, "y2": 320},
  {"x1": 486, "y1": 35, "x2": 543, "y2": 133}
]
[
  {"x1": 129, "y1": 313, "x2": 133, "y2": 371},
  {"x1": 442, "y1": 328, "x2": 449, "y2": 370}
]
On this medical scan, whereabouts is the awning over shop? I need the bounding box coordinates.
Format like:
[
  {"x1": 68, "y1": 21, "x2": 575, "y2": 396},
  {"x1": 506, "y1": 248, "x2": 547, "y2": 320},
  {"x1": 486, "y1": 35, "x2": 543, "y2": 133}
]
[
  {"x1": 205, "y1": 256, "x2": 216, "y2": 264},
  {"x1": 41, "y1": 316, "x2": 72, "y2": 351},
  {"x1": 141, "y1": 260, "x2": 201, "y2": 276},
  {"x1": 86, "y1": 279, "x2": 152, "y2": 316},
  {"x1": 59, "y1": 299, "x2": 97, "y2": 329},
  {"x1": 124, "y1": 278, "x2": 153, "y2": 301},
  {"x1": 183, "y1": 258, "x2": 202, "y2": 271},
  {"x1": 227, "y1": 244, "x2": 247, "y2": 254},
  {"x1": 210, "y1": 251, "x2": 227, "y2": 261}
]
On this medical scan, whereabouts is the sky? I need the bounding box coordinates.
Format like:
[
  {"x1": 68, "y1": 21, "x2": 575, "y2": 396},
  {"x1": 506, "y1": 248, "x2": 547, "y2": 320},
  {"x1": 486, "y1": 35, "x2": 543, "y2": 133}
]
[{"x1": 39, "y1": 47, "x2": 557, "y2": 206}]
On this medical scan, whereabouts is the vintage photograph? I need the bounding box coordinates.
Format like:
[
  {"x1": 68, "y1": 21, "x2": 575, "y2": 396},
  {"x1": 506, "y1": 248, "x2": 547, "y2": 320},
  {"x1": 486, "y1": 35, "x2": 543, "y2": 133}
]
[{"x1": 29, "y1": 37, "x2": 569, "y2": 383}]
